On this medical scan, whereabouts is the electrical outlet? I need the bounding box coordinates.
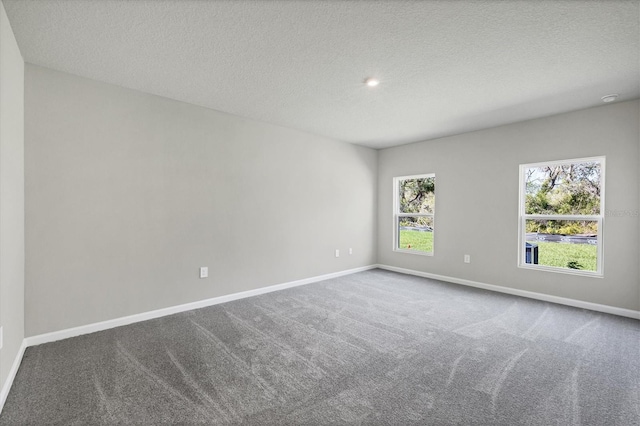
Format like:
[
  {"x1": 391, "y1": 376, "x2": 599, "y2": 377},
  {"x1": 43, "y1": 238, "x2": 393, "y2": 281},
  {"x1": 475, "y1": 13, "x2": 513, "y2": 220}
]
[
  {"x1": 464, "y1": 255, "x2": 471, "y2": 263},
  {"x1": 335, "y1": 249, "x2": 340, "y2": 258},
  {"x1": 349, "y1": 248, "x2": 353, "y2": 255},
  {"x1": 199, "y1": 267, "x2": 208, "y2": 278}
]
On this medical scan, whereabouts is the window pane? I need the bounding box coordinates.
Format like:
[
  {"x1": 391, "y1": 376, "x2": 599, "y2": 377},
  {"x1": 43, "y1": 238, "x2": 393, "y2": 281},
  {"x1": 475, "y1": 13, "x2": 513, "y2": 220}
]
[
  {"x1": 524, "y1": 161, "x2": 601, "y2": 215},
  {"x1": 398, "y1": 216, "x2": 433, "y2": 253},
  {"x1": 525, "y1": 219, "x2": 598, "y2": 271},
  {"x1": 399, "y1": 177, "x2": 435, "y2": 214}
]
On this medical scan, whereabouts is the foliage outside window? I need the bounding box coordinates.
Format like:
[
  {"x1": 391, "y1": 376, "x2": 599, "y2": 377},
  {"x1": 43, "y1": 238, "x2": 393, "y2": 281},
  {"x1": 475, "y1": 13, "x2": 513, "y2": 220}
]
[
  {"x1": 519, "y1": 157, "x2": 604, "y2": 275},
  {"x1": 393, "y1": 174, "x2": 435, "y2": 255}
]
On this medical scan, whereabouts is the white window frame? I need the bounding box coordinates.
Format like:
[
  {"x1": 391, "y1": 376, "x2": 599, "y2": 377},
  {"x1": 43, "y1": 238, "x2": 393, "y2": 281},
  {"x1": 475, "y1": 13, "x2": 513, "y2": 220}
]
[
  {"x1": 518, "y1": 156, "x2": 605, "y2": 277},
  {"x1": 393, "y1": 173, "x2": 435, "y2": 256}
]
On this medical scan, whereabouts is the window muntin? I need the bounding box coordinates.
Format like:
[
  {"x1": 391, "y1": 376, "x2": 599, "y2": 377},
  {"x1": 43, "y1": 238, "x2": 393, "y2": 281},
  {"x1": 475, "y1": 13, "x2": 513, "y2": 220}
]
[
  {"x1": 519, "y1": 157, "x2": 604, "y2": 276},
  {"x1": 393, "y1": 174, "x2": 435, "y2": 255}
]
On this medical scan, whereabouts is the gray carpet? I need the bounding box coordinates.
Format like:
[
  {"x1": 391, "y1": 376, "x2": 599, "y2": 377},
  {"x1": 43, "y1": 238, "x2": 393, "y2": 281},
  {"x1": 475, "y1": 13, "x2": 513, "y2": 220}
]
[{"x1": 1, "y1": 269, "x2": 639, "y2": 425}]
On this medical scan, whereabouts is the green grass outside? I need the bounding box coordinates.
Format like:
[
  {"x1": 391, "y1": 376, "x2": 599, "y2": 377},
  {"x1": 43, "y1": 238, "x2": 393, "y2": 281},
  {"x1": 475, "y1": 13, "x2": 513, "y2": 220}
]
[
  {"x1": 532, "y1": 241, "x2": 597, "y2": 271},
  {"x1": 399, "y1": 230, "x2": 596, "y2": 271},
  {"x1": 399, "y1": 230, "x2": 433, "y2": 253}
]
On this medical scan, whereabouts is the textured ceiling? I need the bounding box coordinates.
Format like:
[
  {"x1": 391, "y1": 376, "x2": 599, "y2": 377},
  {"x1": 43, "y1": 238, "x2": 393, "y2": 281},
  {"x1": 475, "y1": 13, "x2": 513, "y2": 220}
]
[{"x1": 4, "y1": 0, "x2": 639, "y2": 149}]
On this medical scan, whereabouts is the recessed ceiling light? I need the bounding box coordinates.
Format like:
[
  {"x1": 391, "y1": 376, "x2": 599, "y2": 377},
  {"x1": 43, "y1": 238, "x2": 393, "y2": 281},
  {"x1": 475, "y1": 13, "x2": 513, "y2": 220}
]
[
  {"x1": 601, "y1": 94, "x2": 618, "y2": 103},
  {"x1": 365, "y1": 77, "x2": 379, "y2": 87}
]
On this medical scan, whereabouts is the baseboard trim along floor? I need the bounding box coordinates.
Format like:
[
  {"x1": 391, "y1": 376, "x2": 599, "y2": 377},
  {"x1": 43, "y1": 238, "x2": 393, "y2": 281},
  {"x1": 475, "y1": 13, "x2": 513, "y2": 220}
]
[
  {"x1": 24, "y1": 264, "x2": 640, "y2": 351},
  {"x1": 21, "y1": 263, "x2": 640, "y2": 348},
  {"x1": 0, "y1": 340, "x2": 26, "y2": 415},
  {"x1": 376, "y1": 264, "x2": 640, "y2": 320},
  {"x1": 24, "y1": 265, "x2": 378, "y2": 348}
]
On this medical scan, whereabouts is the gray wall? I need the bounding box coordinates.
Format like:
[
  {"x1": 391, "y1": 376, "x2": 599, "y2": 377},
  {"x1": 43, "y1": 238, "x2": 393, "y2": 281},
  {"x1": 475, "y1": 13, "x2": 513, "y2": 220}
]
[
  {"x1": 378, "y1": 100, "x2": 640, "y2": 311},
  {"x1": 0, "y1": 0, "x2": 24, "y2": 390},
  {"x1": 20, "y1": 64, "x2": 640, "y2": 337},
  {"x1": 25, "y1": 65, "x2": 378, "y2": 336}
]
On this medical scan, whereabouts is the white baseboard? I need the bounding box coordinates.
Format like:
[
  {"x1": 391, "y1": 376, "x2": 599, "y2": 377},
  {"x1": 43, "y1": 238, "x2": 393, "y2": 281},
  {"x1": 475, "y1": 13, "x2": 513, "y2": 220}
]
[
  {"x1": 0, "y1": 339, "x2": 27, "y2": 414},
  {"x1": 24, "y1": 263, "x2": 638, "y2": 349},
  {"x1": 376, "y1": 264, "x2": 640, "y2": 320},
  {"x1": 24, "y1": 265, "x2": 378, "y2": 347}
]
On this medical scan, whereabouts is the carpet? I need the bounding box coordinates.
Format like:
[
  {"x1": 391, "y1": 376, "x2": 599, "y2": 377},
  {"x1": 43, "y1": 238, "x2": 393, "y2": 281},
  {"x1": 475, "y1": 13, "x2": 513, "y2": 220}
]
[{"x1": 1, "y1": 269, "x2": 638, "y2": 425}]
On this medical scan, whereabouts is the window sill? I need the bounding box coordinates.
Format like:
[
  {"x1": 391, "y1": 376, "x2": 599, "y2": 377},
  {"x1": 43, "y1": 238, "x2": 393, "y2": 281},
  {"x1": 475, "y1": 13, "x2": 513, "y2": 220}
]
[
  {"x1": 393, "y1": 249, "x2": 434, "y2": 256},
  {"x1": 518, "y1": 263, "x2": 603, "y2": 278}
]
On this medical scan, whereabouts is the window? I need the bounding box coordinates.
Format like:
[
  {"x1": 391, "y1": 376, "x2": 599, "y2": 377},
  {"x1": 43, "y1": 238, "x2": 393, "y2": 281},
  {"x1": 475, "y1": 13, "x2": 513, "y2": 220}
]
[
  {"x1": 519, "y1": 157, "x2": 604, "y2": 276},
  {"x1": 393, "y1": 174, "x2": 435, "y2": 255}
]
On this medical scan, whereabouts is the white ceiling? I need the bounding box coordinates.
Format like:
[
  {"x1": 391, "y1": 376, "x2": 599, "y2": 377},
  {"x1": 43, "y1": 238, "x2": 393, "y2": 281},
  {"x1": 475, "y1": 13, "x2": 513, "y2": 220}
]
[{"x1": 4, "y1": 0, "x2": 639, "y2": 149}]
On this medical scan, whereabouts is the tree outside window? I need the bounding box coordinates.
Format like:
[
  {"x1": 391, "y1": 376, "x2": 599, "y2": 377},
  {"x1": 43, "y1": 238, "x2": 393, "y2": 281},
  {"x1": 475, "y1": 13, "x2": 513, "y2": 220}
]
[
  {"x1": 520, "y1": 157, "x2": 604, "y2": 275},
  {"x1": 393, "y1": 174, "x2": 435, "y2": 255}
]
